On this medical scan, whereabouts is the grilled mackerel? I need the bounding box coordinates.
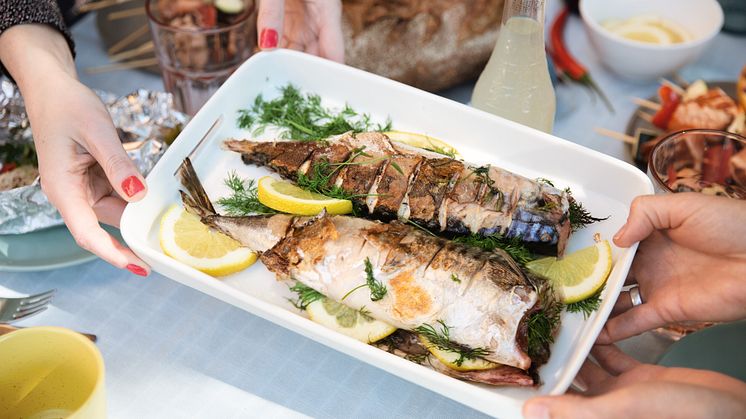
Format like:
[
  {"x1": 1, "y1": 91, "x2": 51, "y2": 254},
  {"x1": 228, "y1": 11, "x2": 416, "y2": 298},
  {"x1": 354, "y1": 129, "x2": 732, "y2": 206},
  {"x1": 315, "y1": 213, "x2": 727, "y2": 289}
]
[
  {"x1": 179, "y1": 159, "x2": 538, "y2": 371},
  {"x1": 224, "y1": 132, "x2": 572, "y2": 255}
]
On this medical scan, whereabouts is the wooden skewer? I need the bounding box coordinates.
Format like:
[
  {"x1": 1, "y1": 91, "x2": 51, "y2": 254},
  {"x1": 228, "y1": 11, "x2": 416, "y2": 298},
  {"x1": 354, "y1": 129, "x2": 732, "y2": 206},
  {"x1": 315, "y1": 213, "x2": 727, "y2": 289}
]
[
  {"x1": 594, "y1": 127, "x2": 637, "y2": 145},
  {"x1": 85, "y1": 57, "x2": 159, "y2": 74},
  {"x1": 78, "y1": 0, "x2": 135, "y2": 12},
  {"x1": 109, "y1": 41, "x2": 154, "y2": 62},
  {"x1": 107, "y1": 24, "x2": 149, "y2": 55},
  {"x1": 108, "y1": 6, "x2": 145, "y2": 20},
  {"x1": 631, "y1": 97, "x2": 662, "y2": 111},
  {"x1": 637, "y1": 110, "x2": 655, "y2": 124},
  {"x1": 672, "y1": 73, "x2": 690, "y2": 89},
  {"x1": 659, "y1": 78, "x2": 686, "y2": 96}
]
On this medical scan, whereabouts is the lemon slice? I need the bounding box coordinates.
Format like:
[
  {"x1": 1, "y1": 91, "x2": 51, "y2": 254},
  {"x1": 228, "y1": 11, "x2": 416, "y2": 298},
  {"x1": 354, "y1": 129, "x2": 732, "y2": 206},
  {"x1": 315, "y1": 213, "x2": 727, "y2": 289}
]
[
  {"x1": 383, "y1": 131, "x2": 461, "y2": 158},
  {"x1": 256, "y1": 176, "x2": 352, "y2": 215},
  {"x1": 612, "y1": 23, "x2": 673, "y2": 45},
  {"x1": 306, "y1": 298, "x2": 396, "y2": 343},
  {"x1": 159, "y1": 204, "x2": 257, "y2": 276},
  {"x1": 418, "y1": 335, "x2": 498, "y2": 371},
  {"x1": 525, "y1": 240, "x2": 612, "y2": 304}
]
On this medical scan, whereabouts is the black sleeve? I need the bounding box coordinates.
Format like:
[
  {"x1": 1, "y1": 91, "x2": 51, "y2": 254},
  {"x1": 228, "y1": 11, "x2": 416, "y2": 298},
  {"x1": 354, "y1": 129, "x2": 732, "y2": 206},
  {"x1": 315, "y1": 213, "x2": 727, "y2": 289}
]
[{"x1": 0, "y1": 0, "x2": 76, "y2": 80}]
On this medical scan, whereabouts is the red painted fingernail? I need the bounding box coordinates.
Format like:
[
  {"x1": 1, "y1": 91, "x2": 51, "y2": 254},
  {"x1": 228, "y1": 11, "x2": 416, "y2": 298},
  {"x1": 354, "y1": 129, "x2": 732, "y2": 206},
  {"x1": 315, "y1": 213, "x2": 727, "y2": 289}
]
[
  {"x1": 126, "y1": 264, "x2": 148, "y2": 277},
  {"x1": 121, "y1": 176, "x2": 145, "y2": 198},
  {"x1": 259, "y1": 28, "x2": 278, "y2": 49}
]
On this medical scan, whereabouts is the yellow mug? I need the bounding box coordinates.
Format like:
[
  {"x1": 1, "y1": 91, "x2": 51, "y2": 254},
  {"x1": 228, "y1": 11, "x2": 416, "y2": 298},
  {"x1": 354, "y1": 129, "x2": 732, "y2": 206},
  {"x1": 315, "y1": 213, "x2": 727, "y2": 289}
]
[{"x1": 0, "y1": 327, "x2": 106, "y2": 419}]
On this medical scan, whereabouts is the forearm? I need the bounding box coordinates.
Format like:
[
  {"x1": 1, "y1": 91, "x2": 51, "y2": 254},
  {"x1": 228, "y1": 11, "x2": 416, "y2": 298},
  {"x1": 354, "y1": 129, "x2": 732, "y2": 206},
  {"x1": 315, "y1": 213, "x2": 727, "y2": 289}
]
[{"x1": 0, "y1": 24, "x2": 77, "y2": 97}]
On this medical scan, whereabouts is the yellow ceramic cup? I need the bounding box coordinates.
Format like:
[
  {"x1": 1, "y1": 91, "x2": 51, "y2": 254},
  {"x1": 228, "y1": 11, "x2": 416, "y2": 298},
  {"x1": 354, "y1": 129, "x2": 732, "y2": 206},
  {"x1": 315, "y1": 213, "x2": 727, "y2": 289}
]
[{"x1": 0, "y1": 327, "x2": 106, "y2": 419}]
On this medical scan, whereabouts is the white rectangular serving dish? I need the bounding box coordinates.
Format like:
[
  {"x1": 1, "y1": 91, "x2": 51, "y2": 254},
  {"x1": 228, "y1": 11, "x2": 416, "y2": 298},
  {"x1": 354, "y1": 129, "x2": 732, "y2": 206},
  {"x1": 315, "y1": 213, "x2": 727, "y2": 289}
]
[{"x1": 121, "y1": 50, "x2": 653, "y2": 418}]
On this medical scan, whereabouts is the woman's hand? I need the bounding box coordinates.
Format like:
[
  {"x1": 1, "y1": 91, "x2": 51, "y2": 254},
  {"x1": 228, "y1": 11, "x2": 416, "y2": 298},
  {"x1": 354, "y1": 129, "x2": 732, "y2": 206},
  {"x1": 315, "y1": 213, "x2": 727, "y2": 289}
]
[
  {"x1": 0, "y1": 24, "x2": 150, "y2": 276},
  {"x1": 598, "y1": 193, "x2": 746, "y2": 343},
  {"x1": 523, "y1": 345, "x2": 746, "y2": 419},
  {"x1": 257, "y1": 0, "x2": 344, "y2": 62}
]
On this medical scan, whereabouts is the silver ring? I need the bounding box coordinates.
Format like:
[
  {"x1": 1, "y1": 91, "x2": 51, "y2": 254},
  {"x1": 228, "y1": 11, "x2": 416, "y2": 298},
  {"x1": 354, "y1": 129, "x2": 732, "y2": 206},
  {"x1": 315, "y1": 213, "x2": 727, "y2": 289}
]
[{"x1": 629, "y1": 286, "x2": 643, "y2": 307}]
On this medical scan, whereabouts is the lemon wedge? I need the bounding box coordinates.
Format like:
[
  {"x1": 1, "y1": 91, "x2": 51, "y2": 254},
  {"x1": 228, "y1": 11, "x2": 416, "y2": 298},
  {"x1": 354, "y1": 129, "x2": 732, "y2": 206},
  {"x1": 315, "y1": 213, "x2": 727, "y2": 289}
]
[
  {"x1": 159, "y1": 204, "x2": 257, "y2": 276},
  {"x1": 525, "y1": 240, "x2": 612, "y2": 304},
  {"x1": 418, "y1": 335, "x2": 498, "y2": 371},
  {"x1": 257, "y1": 176, "x2": 352, "y2": 215},
  {"x1": 306, "y1": 298, "x2": 396, "y2": 343},
  {"x1": 383, "y1": 131, "x2": 461, "y2": 158}
]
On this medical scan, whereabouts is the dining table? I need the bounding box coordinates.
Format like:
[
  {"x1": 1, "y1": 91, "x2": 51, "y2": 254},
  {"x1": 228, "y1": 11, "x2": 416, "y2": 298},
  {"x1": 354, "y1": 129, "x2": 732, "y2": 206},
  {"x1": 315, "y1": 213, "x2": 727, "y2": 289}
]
[{"x1": 1, "y1": 3, "x2": 745, "y2": 418}]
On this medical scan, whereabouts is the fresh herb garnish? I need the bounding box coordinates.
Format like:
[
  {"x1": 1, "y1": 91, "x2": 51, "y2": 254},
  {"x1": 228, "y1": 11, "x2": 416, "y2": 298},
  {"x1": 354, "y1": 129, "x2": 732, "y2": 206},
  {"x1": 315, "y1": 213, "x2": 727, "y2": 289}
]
[
  {"x1": 342, "y1": 257, "x2": 388, "y2": 302},
  {"x1": 567, "y1": 191, "x2": 609, "y2": 232},
  {"x1": 414, "y1": 320, "x2": 491, "y2": 367},
  {"x1": 295, "y1": 146, "x2": 383, "y2": 202},
  {"x1": 424, "y1": 145, "x2": 456, "y2": 159},
  {"x1": 453, "y1": 233, "x2": 534, "y2": 267},
  {"x1": 526, "y1": 280, "x2": 563, "y2": 363},
  {"x1": 217, "y1": 171, "x2": 278, "y2": 215},
  {"x1": 536, "y1": 177, "x2": 555, "y2": 187},
  {"x1": 289, "y1": 282, "x2": 325, "y2": 311},
  {"x1": 566, "y1": 283, "x2": 605, "y2": 318},
  {"x1": 237, "y1": 84, "x2": 391, "y2": 141},
  {"x1": 0, "y1": 142, "x2": 37, "y2": 167},
  {"x1": 404, "y1": 353, "x2": 429, "y2": 365},
  {"x1": 450, "y1": 273, "x2": 461, "y2": 283}
]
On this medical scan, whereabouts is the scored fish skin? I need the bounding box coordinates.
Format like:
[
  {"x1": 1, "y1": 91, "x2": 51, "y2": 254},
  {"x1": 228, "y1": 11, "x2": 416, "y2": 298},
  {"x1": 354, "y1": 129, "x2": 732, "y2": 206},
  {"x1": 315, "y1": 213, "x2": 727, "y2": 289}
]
[
  {"x1": 178, "y1": 158, "x2": 537, "y2": 370},
  {"x1": 224, "y1": 132, "x2": 572, "y2": 255}
]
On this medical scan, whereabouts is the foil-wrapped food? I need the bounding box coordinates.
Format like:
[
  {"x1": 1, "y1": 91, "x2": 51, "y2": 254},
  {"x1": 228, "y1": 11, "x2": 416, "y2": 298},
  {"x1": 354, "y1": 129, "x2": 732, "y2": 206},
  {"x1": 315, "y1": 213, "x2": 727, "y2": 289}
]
[{"x1": 0, "y1": 79, "x2": 187, "y2": 234}]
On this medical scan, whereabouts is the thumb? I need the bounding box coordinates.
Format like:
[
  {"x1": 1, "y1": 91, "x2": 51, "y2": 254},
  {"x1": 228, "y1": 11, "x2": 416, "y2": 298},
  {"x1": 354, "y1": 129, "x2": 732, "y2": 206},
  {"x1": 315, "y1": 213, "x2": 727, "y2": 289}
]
[
  {"x1": 83, "y1": 123, "x2": 147, "y2": 202},
  {"x1": 257, "y1": 0, "x2": 284, "y2": 50},
  {"x1": 613, "y1": 194, "x2": 686, "y2": 247}
]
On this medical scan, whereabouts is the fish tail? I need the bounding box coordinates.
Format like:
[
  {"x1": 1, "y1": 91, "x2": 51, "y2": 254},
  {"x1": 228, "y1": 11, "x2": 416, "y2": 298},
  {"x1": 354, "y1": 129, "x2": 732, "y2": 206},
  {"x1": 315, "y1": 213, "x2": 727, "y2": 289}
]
[
  {"x1": 222, "y1": 138, "x2": 257, "y2": 155},
  {"x1": 177, "y1": 158, "x2": 217, "y2": 218}
]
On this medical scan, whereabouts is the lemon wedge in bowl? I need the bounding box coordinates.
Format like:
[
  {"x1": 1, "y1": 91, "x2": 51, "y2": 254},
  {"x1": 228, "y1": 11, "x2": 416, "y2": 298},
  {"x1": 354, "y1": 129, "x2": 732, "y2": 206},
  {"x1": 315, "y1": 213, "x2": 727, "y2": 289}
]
[
  {"x1": 418, "y1": 335, "x2": 498, "y2": 371},
  {"x1": 525, "y1": 240, "x2": 612, "y2": 304},
  {"x1": 257, "y1": 176, "x2": 352, "y2": 215},
  {"x1": 383, "y1": 131, "x2": 460, "y2": 158},
  {"x1": 306, "y1": 298, "x2": 396, "y2": 343},
  {"x1": 159, "y1": 204, "x2": 257, "y2": 276}
]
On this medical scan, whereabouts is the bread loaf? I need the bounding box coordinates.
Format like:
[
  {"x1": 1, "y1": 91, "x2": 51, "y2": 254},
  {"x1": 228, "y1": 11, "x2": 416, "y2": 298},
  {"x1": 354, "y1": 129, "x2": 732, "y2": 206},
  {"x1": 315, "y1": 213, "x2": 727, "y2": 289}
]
[{"x1": 342, "y1": 0, "x2": 504, "y2": 92}]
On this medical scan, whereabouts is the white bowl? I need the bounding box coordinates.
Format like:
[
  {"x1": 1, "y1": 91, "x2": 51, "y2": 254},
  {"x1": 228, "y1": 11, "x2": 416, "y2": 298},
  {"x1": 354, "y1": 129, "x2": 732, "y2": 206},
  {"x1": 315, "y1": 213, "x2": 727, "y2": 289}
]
[{"x1": 580, "y1": 0, "x2": 723, "y2": 81}]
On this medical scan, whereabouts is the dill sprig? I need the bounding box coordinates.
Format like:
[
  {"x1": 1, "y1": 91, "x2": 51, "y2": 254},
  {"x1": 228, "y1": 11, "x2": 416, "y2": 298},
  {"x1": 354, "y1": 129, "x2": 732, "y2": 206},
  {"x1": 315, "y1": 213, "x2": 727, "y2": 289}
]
[
  {"x1": 289, "y1": 282, "x2": 325, "y2": 311},
  {"x1": 566, "y1": 283, "x2": 605, "y2": 319},
  {"x1": 414, "y1": 320, "x2": 491, "y2": 367},
  {"x1": 453, "y1": 233, "x2": 534, "y2": 267},
  {"x1": 568, "y1": 194, "x2": 609, "y2": 232},
  {"x1": 216, "y1": 172, "x2": 278, "y2": 215},
  {"x1": 342, "y1": 258, "x2": 388, "y2": 302},
  {"x1": 237, "y1": 84, "x2": 391, "y2": 141},
  {"x1": 526, "y1": 280, "x2": 563, "y2": 364},
  {"x1": 400, "y1": 218, "x2": 437, "y2": 237},
  {"x1": 295, "y1": 147, "x2": 380, "y2": 201},
  {"x1": 450, "y1": 273, "x2": 461, "y2": 283}
]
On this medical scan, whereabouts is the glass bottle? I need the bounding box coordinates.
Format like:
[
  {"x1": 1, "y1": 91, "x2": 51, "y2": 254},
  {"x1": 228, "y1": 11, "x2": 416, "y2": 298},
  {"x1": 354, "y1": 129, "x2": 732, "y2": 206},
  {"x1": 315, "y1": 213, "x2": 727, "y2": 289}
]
[{"x1": 471, "y1": 0, "x2": 556, "y2": 133}]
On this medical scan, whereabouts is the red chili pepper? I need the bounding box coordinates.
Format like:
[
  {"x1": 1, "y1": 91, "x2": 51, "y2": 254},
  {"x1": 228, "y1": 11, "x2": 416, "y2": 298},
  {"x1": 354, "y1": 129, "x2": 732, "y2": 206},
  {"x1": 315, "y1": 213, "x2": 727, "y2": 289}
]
[
  {"x1": 0, "y1": 162, "x2": 16, "y2": 174},
  {"x1": 197, "y1": 4, "x2": 217, "y2": 28},
  {"x1": 651, "y1": 86, "x2": 681, "y2": 129},
  {"x1": 550, "y1": 7, "x2": 614, "y2": 112}
]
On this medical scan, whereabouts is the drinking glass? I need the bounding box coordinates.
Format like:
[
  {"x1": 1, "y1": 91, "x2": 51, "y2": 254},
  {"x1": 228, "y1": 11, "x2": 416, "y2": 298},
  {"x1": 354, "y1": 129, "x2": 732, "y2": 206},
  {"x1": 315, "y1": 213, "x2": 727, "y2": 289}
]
[
  {"x1": 145, "y1": 0, "x2": 257, "y2": 115},
  {"x1": 647, "y1": 129, "x2": 746, "y2": 340}
]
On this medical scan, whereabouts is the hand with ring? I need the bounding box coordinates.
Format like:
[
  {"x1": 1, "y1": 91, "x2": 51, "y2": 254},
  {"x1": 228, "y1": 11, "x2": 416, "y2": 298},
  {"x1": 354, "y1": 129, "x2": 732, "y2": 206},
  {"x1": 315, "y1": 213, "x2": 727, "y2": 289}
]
[
  {"x1": 523, "y1": 344, "x2": 746, "y2": 419},
  {"x1": 597, "y1": 193, "x2": 746, "y2": 344}
]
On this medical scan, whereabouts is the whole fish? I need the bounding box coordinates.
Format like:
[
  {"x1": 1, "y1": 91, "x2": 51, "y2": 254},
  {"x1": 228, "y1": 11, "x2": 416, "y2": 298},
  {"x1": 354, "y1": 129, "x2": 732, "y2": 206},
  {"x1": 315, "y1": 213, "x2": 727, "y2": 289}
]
[
  {"x1": 178, "y1": 158, "x2": 539, "y2": 371},
  {"x1": 223, "y1": 132, "x2": 572, "y2": 255}
]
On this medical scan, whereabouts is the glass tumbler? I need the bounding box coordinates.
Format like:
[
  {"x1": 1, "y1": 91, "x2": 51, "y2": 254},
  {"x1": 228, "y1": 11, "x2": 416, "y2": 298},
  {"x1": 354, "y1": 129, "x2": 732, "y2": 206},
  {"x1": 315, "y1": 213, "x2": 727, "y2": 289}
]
[
  {"x1": 146, "y1": 0, "x2": 257, "y2": 115},
  {"x1": 647, "y1": 129, "x2": 746, "y2": 340}
]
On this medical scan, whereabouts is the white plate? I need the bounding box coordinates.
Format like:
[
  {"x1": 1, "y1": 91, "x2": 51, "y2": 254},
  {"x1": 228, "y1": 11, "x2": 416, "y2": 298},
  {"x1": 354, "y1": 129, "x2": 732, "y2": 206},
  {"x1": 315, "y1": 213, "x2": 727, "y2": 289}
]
[{"x1": 121, "y1": 50, "x2": 653, "y2": 418}]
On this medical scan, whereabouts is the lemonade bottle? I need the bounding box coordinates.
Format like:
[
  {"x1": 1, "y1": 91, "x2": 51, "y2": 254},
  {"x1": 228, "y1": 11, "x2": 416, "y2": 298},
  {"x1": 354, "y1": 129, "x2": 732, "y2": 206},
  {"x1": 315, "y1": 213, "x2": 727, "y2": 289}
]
[{"x1": 471, "y1": 0, "x2": 556, "y2": 133}]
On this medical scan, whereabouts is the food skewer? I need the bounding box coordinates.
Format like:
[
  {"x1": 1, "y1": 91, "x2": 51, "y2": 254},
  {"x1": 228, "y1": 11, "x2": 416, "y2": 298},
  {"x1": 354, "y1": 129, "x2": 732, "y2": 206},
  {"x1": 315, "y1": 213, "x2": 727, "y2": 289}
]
[
  {"x1": 631, "y1": 97, "x2": 661, "y2": 111},
  {"x1": 108, "y1": 41, "x2": 154, "y2": 62},
  {"x1": 636, "y1": 110, "x2": 654, "y2": 124},
  {"x1": 659, "y1": 78, "x2": 686, "y2": 96},
  {"x1": 593, "y1": 127, "x2": 636, "y2": 145},
  {"x1": 107, "y1": 24, "x2": 149, "y2": 55},
  {"x1": 78, "y1": 0, "x2": 136, "y2": 13},
  {"x1": 85, "y1": 57, "x2": 159, "y2": 74},
  {"x1": 108, "y1": 6, "x2": 146, "y2": 20}
]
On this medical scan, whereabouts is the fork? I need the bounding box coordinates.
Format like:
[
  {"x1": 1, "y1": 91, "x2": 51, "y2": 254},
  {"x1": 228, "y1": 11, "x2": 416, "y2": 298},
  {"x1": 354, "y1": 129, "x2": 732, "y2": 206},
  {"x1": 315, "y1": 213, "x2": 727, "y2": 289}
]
[{"x1": 0, "y1": 289, "x2": 56, "y2": 323}]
